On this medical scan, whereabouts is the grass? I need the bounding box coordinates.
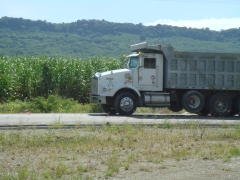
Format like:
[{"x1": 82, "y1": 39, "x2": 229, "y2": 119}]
[
  {"x1": 0, "y1": 123, "x2": 240, "y2": 179},
  {"x1": 0, "y1": 95, "x2": 184, "y2": 114},
  {"x1": 0, "y1": 95, "x2": 102, "y2": 113}
]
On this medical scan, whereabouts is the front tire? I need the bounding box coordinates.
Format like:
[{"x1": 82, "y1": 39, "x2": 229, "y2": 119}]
[
  {"x1": 182, "y1": 90, "x2": 204, "y2": 113},
  {"x1": 114, "y1": 92, "x2": 137, "y2": 116}
]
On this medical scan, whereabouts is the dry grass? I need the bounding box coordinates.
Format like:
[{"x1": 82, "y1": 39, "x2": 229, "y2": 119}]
[{"x1": 0, "y1": 123, "x2": 240, "y2": 179}]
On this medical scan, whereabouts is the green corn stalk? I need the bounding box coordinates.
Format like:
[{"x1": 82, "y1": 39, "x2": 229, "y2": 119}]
[{"x1": 0, "y1": 56, "x2": 124, "y2": 103}]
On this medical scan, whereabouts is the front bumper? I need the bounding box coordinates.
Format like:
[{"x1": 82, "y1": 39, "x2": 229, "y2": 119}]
[{"x1": 91, "y1": 95, "x2": 107, "y2": 104}]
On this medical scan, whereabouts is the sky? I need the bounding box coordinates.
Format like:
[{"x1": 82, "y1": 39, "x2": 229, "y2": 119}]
[{"x1": 0, "y1": 0, "x2": 240, "y2": 31}]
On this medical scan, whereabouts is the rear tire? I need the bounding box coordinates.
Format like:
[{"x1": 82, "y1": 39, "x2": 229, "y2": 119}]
[
  {"x1": 182, "y1": 90, "x2": 204, "y2": 113},
  {"x1": 101, "y1": 104, "x2": 117, "y2": 115},
  {"x1": 114, "y1": 92, "x2": 137, "y2": 116},
  {"x1": 209, "y1": 93, "x2": 232, "y2": 117}
]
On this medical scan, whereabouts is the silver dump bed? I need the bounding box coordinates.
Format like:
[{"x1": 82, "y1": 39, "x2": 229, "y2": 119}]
[{"x1": 131, "y1": 42, "x2": 240, "y2": 90}]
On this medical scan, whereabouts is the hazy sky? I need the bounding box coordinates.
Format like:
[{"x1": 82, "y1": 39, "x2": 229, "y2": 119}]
[{"x1": 0, "y1": 0, "x2": 240, "y2": 31}]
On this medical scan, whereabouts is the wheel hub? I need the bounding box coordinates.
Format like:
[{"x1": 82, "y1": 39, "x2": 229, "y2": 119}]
[
  {"x1": 188, "y1": 95, "x2": 200, "y2": 108},
  {"x1": 217, "y1": 102, "x2": 223, "y2": 107},
  {"x1": 189, "y1": 98, "x2": 196, "y2": 105},
  {"x1": 120, "y1": 97, "x2": 133, "y2": 111},
  {"x1": 215, "y1": 99, "x2": 226, "y2": 112}
]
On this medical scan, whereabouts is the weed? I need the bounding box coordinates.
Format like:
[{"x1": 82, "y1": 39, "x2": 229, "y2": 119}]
[
  {"x1": 105, "y1": 169, "x2": 115, "y2": 178},
  {"x1": 83, "y1": 175, "x2": 93, "y2": 180},
  {"x1": 159, "y1": 165, "x2": 167, "y2": 169},
  {"x1": 77, "y1": 164, "x2": 88, "y2": 175},
  {"x1": 0, "y1": 96, "x2": 106, "y2": 113},
  {"x1": 162, "y1": 119, "x2": 173, "y2": 129},
  {"x1": 17, "y1": 164, "x2": 29, "y2": 180},
  {"x1": 229, "y1": 148, "x2": 240, "y2": 156},
  {"x1": 49, "y1": 119, "x2": 64, "y2": 129},
  {"x1": 222, "y1": 167, "x2": 232, "y2": 171},
  {"x1": 232, "y1": 129, "x2": 240, "y2": 139},
  {"x1": 124, "y1": 162, "x2": 130, "y2": 170},
  {"x1": 140, "y1": 166, "x2": 152, "y2": 172},
  {"x1": 0, "y1": 174, "x2": 15, "y2": 180},
  {"x1": 104, "y1": 152, "x2": 121, "y2": 177},
  {"x1": 52, "y1": 161, "x2": 69, "y2": 178}
]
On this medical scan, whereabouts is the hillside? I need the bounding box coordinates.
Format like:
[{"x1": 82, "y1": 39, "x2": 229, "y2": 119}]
[{"x1": 0, "y1": 17, "x2": 240, "y2": 57}]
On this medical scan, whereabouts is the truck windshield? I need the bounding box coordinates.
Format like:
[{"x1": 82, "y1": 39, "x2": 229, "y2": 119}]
[{"x1": 128, "y1": 57, "x2": 139, "y2": 69}]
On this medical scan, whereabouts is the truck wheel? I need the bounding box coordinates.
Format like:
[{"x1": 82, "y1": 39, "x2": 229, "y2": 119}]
[
  {"x1": 182, "y1": 90, "x2": 204, "y2": 113},
  {"x1": 167, "y1": 102, "x2": 183, "y2": 112},
  {"x1": 101, "y1": 104, "x2": 117, "y2": 115},
  {"x1": 114, "y1": 92, "x2": 136, "y2": 116},
  {"x1": 209, "y1": 93, "x2": 232, "y2": 117}
]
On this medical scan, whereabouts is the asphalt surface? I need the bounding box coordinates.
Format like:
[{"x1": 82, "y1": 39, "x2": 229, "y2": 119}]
[{"x1": 0, "y1": 113, "x2": 239, "y2": 128}]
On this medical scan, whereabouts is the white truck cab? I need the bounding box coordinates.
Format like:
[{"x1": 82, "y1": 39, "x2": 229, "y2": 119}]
[{"x1": 91, "y1": 42, "x2": 170, "y2": 115}]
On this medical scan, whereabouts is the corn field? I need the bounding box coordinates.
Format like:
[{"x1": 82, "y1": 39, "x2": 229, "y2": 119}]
[{"x1": 0, "y1": 56, "x2": 124, "y2": 103}]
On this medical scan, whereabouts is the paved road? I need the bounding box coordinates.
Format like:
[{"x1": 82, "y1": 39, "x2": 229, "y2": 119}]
[{"x1": 0, "y1": 113, "x2": 239, "y2": 127}]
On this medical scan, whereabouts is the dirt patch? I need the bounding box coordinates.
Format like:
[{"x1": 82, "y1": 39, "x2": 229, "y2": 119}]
[{"x1": 112, "y1": 158, "x2": 240, "y2": 180}]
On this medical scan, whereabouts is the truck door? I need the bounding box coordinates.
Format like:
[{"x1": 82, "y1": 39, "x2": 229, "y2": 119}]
[{"x1": 138, "y1": 57, "x2": 157, "y2": 87}]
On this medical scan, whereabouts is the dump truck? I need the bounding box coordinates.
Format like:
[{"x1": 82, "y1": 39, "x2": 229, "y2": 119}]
[{"x1": 91, "y1": 42, "x2": 240, "y2": 117}]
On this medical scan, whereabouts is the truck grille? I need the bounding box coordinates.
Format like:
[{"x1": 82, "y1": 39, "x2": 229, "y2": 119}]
[{"x1": 91, "y1": 77, "x2": 98, "y2": 95}]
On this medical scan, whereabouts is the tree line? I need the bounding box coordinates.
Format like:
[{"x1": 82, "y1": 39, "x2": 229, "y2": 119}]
[
  {"x1": 0, "y1": 17, "x2": 239, "y2": 57},
  {"x1": 1, "y1": 16, "x2": 239, "y2": 42}
]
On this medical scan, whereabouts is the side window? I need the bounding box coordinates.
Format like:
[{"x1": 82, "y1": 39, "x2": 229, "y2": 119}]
[{"x1": 144, "y1": 58, "x2": 156, "y2": 69}]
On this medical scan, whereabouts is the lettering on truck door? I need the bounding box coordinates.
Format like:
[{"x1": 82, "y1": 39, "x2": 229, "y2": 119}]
[{"x1": 138, "y1": 57, "x2": 157, "y2": 86}]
